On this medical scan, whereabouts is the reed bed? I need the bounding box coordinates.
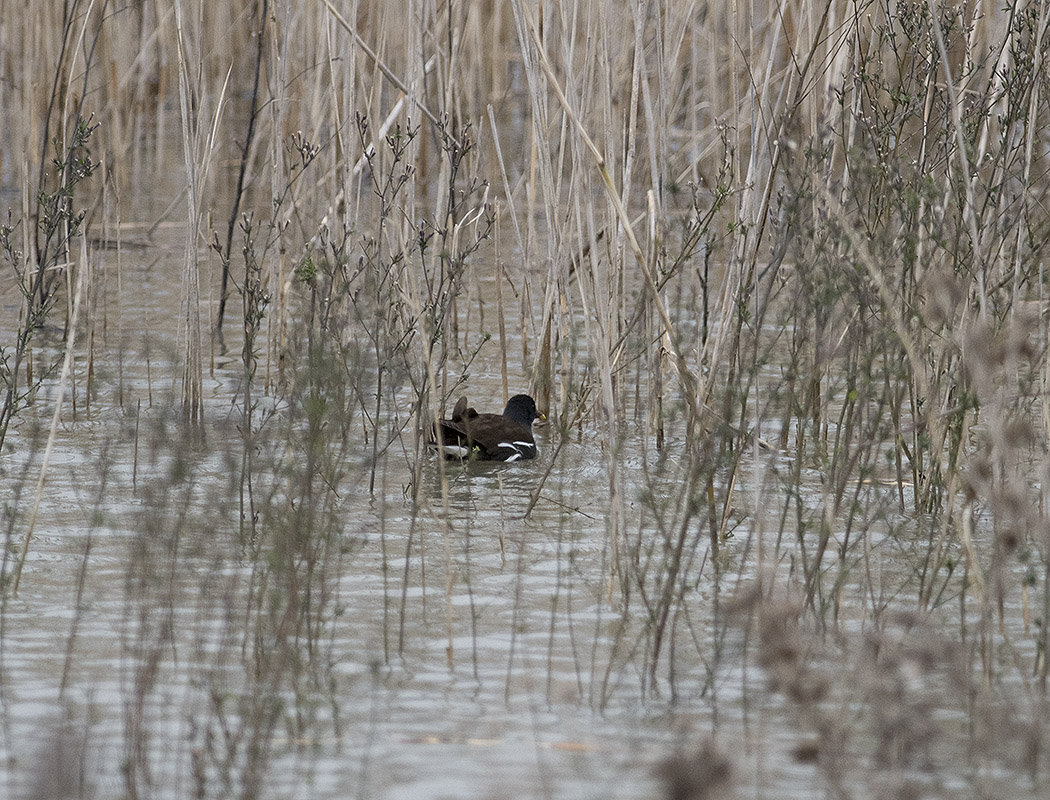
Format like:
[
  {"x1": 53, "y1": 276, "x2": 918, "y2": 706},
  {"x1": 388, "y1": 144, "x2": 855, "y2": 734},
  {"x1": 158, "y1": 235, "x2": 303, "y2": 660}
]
[{"x1": 2, "y1": 0, "x2": 1050, "y2": 797}]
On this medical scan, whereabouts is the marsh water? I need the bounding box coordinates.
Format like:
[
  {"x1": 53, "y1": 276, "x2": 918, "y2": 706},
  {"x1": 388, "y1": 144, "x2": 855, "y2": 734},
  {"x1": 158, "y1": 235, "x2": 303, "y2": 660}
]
[
  {"x1": 0, "y1": 228, "x2": 742, "y2": 799},
  {"x1": 2, "y1": 196, "x2": 1046, "y2": 800}
]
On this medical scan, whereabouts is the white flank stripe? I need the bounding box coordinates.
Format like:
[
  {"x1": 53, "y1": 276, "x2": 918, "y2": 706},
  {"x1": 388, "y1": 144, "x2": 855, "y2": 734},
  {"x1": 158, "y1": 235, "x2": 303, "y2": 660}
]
[{"x1": 498, "y1": 441, "x2": 525, "y2": 461}]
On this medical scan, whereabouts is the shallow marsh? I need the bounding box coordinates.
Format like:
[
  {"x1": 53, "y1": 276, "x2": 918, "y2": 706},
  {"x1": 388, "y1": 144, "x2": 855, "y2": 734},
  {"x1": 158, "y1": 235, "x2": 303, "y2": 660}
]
[{"x1": 3, "y1": 1, "x2": 1050, "y2": 798}]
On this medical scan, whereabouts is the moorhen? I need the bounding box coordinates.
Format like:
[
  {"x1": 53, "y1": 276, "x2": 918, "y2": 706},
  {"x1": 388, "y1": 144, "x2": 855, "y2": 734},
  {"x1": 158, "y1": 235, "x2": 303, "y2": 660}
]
[{"x1": 431, "y1": 394, "x2": 544, "y2": 462}]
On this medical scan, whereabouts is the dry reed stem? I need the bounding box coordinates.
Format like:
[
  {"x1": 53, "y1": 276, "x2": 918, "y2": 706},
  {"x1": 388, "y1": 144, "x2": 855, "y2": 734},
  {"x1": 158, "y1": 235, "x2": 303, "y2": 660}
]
[
  {"x1": 512, "y1": 0, "x2": 698, "y2": 422},
  {"x1": 12, "y1": 237, "x2": 88, "y2": 595},
  {"x1": 320, "y1": 0, "x2": 446, "y2": 136},
  {"x1": 925, "y1": 2, "x2": 985, "y2": 310},
  {"x1": 172, "y1": 0, "x2": 202, "y2": 424}
]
